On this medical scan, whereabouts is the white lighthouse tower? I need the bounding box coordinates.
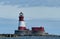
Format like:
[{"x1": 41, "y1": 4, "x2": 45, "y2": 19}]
[
  {"x1": 15, "y1": 12, "x2": 27, "y2": 35},
  {"x1": 18, "y1": 12, "x2": 26, "y2": 30}
]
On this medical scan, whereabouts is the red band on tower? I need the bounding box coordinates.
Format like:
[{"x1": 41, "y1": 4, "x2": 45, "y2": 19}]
[{"x1": 19, "y1": 12, "x2": 24, "y2": 21}]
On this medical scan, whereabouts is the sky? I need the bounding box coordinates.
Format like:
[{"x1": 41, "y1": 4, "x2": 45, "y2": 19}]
[
  {"x1": 0, "y1": 0, "x2": 60, "y2": 35},
  {"x1": 0, "y1": 0, "x2": 60, "y2": 20}
]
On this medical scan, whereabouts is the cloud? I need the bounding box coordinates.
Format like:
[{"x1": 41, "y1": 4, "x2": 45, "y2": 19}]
[
  {"x1": 0, "y1": 0, "x2": 60, "y2": 7},
  {"x1": 0, "y1": 5, "x2": 60, "y2": 20}
]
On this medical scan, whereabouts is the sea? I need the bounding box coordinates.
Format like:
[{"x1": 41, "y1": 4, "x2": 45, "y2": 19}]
[{"x1": 0, "y1": 36, "x2": 60, "y2": 39}]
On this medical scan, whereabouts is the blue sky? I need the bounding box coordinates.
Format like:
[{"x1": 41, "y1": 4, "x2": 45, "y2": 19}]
[{"x1": 0, "y1": 0, "x2": 60, "y2": 35}]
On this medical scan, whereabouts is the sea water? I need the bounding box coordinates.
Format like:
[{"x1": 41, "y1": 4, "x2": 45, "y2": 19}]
[{"x1": 0, "y1": 36, "x2": 60, "y2": 39}]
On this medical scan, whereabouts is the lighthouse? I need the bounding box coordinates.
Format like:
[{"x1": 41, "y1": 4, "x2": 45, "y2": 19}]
[
  {"x1": 15, "y1": 12, "x2": 47, "y2": 35},
  {"x1": 18, "y1": 12, "x2": 26, "y2": 30},
  {"x1": 15, "y1": 12, "x2": 28, "y2": 35}
]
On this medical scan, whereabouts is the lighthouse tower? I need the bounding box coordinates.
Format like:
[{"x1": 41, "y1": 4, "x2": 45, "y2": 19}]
[
  {"x1": 15, "y1": 12, "x2": 27, "y2": 35},
  {"x1": 18, "y1": 12, "x2": 26, "y2": 30}
]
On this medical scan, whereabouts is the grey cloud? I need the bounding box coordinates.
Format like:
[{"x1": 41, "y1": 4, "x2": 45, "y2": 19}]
[{"x1": 0, "y1": 0, "x2": 60, "y2": 7}]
